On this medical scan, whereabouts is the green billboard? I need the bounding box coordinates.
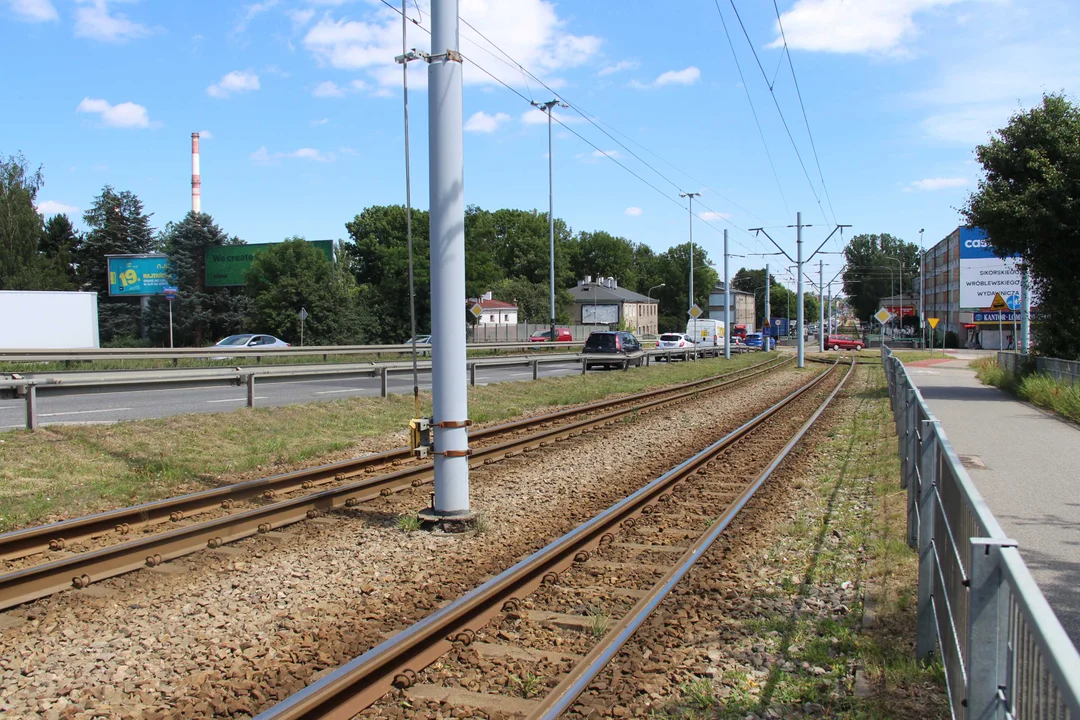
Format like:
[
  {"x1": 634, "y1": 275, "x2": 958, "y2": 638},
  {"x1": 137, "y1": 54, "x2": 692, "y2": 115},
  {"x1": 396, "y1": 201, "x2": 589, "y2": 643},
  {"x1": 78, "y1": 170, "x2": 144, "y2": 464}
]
[
  {"x1": 107, "y1": 254, "x2": 174, "y2": 296},
  {"x1": 204, "y1": 240, "x2": 334, "y2": 287}
]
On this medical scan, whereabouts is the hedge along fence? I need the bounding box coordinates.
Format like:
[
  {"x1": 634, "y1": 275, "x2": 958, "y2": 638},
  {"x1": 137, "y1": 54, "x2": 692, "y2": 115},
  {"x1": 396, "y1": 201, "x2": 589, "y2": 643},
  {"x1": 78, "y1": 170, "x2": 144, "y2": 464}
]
[{"x1": 998, "y1": 352, "x2": 1080, "y2": 385}]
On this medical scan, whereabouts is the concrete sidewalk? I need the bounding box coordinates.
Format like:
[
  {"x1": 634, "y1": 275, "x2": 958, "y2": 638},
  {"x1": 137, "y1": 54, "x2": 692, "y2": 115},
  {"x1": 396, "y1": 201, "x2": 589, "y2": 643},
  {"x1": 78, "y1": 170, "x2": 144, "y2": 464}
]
[{"x1": 906, "y1": 351, "x2": 1080, "y2": 647}]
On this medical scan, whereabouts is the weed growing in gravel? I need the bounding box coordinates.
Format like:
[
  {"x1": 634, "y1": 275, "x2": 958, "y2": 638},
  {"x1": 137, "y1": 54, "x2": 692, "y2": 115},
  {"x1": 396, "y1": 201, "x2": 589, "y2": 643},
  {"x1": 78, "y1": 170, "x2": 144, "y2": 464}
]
[
  {"x1": 396, "y1": 512, "x2": 422, "y2": 533},
  {"x1": 509, "y1": 671, "x2": 543, "y2": 699},
  {"x1": 472, "y1": 511, "x2": 492, "y2": 535},
  {"x1": 587, "y1": 606, "x2": 610, "y2": 638},
  {"x1": 680, "y1": 677, "x2": 716, "y2": 709}
]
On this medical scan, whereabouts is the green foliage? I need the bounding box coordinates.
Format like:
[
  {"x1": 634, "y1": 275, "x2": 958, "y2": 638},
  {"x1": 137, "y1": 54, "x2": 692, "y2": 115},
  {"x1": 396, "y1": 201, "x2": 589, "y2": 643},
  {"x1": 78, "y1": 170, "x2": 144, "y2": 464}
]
[
  {"x1": 489, "y1": 276, "x2": 573, "y2": 324},
  {"x1": 0, "y1": 152, "x2": 47, "y2": 290},
  {"x1": 962, "y1": 93, "x2": 1080, "y2": 359},
  {"x1": 38, "y1": 213, "x2": 80, "y2": 287},
  {"x1": 841, "y1": 233, "x2": 920, "y2": 322},
  {"x1": 973, "y1": 356, "x2": 1080, "y2": 423},
  {"x1": 245, "y1": 237, "x2": 374, "y2": 345},
  {"x1": 147, "y1": 212, "x2": 249, "y2": 346},
  {"x1": 76, "y1": 185, "x2": 158, "y2": 342}
]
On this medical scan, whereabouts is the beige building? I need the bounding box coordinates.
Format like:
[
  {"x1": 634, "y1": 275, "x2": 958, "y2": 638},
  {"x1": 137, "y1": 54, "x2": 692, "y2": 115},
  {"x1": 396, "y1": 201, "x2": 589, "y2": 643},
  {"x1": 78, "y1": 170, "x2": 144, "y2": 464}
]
[
  {"x1": 567, "y1": 277, "x2": 659, "y2": 336},
  {"x1": 708, "y1": 282, "x2": 757, "y2": 330}
]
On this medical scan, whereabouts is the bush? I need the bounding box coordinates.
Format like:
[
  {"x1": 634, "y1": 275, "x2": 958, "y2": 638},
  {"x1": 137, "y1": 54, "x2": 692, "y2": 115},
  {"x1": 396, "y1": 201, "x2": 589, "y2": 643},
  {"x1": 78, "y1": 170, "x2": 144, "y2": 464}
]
[
  {"x1": 102, "y1": 335, "x2": 154, "y2": 348},
  {"x1": 972, "y1": 357, "x2": 1080, "y2": 423},
  {"x1": 944, "y1": 331, "x2": 960, "y2": 349}
]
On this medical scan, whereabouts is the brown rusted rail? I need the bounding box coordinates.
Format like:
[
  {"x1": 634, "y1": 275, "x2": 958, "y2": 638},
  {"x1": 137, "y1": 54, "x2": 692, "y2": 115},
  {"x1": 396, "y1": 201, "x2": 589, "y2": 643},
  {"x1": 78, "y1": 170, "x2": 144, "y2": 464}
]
[
  {"x1": 0, "y1": 356, "x2": 790, "y2": 611},
  {"x1": 0, "y1": 356, "x2": 787, "y2": 563},
  {"x1": 250, "y1": 357, "x2": 851, "y2": 720}
]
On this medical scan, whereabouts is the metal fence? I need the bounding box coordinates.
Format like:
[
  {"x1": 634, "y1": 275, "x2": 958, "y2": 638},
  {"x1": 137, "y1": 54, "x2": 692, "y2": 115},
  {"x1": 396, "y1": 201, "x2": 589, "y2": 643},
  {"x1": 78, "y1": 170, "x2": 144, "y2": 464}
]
[
  {"x1": 998, "y1": 352, "x2": 1080, "y2": 385},
  {"x1": 470, "y1": 323, "x2": 597, "y2": 342},
  {"x1": 884, "y1": 345, "x2": 1080, "y2": 720}
]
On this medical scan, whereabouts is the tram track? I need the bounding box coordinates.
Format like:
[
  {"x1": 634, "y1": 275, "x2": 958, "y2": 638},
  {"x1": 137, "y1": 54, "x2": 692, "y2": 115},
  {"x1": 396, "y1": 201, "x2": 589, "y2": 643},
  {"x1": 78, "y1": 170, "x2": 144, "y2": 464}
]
[
  {"x1": 0, "y1": 356, "x2": 789, "y2": 612},
  {"x1": 252, "y1": 356, "x2": 855, "y2": 720}
]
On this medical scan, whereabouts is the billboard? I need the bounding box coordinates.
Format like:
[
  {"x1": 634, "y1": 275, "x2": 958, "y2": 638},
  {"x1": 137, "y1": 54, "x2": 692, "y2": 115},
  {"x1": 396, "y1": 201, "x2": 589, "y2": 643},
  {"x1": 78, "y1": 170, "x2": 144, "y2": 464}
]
[
  {"x1": 204, "y1": 240, "x2": 334, "y2": 287},
  {"x1": 959, "y1": 228, "x2": 1028, "y2": 309},
  {"x1": 582, "y1": 304, "x2": 619, "y2": 324},
  {"x1": 107, "y1": 255, "x2": 173, "y2": 296}
]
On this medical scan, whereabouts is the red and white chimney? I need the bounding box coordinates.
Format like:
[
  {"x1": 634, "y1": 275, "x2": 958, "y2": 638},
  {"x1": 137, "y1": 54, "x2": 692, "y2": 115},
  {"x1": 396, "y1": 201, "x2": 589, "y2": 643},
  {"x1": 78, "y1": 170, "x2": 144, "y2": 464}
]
[{"x1": 191, "y1": 132, "x2": 201, "y2": 214}]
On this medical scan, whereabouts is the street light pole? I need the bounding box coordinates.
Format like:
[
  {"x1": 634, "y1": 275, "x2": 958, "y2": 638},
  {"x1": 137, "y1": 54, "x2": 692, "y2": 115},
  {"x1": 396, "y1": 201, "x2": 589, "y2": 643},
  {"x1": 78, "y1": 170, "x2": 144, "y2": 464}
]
[
  {"x1": 918, "y1": 228, "x2": 925, "y2": 348},
  {"x1": 533, "y1": 98, "x2": 568, "y2": 344},
  {"x1": 723, "y1": 229, "x2": 730, "y2": 359},
  {"x1": 796, "y1": 211, "x2": 805, "y2": 368},
  {"x1": 764, "y1": 263, "x2": 771, "y2": 352},
  {"x1": 680, "y1": 191, "x2": 701, "y2": 343}
]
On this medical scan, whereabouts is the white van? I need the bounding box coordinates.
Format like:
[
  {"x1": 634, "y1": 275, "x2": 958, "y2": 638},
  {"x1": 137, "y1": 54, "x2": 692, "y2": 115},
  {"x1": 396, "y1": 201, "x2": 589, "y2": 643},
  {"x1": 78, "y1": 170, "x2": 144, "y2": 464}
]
[{"x1": 685, "y1": 318, "x2": 724, "y2": 347}]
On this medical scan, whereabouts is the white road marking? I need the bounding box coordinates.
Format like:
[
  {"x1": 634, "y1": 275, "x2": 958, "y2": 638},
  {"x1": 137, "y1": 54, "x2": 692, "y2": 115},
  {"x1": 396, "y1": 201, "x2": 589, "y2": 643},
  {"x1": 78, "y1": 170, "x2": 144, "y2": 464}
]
[
  {"x1": 314, "y1": 388, "x2": 369, "y2": 395},
  {"x1": 206, "y1": 397, "x2": 268, "y2": 404},
  {"x1": 39, "y1": 407, "x2": 132, "y2": 417}
]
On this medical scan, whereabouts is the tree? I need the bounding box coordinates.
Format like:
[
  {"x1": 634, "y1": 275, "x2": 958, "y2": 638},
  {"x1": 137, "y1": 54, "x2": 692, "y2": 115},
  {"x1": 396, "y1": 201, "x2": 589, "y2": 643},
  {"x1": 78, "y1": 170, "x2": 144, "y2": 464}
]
[
  {"x1": 732, "y1": 267, "x2": 786, "y2": 327},
  {"x1": 39, "y1": 214, "x2": 80, "y2": 287},
  {"x1": 147, "y1": 212, "x2": 250, "y2": 346},
  {"x1": 76, "y1": 186, "x2": 157, "y2": 342},
  {"x1": 245, "y1": 237, "x2": 373, "y2": 345},
  {"x1": 650, "y1": 242, "x2": 718, "y2": 333},
  {"x1": 841, "y1": 233, "x2": 919, "y2": 322},
  {"x1": 567, "y1": 230, "x2": 638, "y2": 288},
  {"x1": 962, "y1": 93, "x2": 1080, "y2": 358},
  {"x1": 0, "y1": 153, "x2": 46, "y2": 290}
]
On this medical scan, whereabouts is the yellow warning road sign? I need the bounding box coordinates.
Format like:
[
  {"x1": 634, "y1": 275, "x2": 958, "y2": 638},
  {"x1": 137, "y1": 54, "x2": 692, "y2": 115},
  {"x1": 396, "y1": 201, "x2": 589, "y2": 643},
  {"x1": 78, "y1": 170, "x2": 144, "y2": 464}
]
[
  {"x1": 927, "y1": 317, "x2": 940, "y2": 330},
  {"x1": 990, "y1": 293, "x2": 1008, "y2": 311}
]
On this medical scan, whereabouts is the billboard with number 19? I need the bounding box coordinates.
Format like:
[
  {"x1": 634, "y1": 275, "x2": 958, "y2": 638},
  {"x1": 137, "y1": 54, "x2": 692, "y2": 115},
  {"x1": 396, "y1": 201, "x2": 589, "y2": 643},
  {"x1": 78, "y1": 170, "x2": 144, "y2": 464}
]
[{"x1": 106, "y1": 254, "x2": 173, "y2": 296}]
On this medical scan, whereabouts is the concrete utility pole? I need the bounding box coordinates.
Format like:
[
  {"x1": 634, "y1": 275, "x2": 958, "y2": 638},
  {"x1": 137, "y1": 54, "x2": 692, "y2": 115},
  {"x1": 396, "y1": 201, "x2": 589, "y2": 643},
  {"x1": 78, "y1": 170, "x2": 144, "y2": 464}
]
[
  {"x1": 426, "y1": 0, "x2": 470, "y2": 520},
  {"x1": 764, "y1": 263, "x2": 771, "y2": 353},
  {"x1": 533, "y1": 98, "x2": 567, "y2": 342},
  {"x1": 723, "y1": 229, "x2": 730, "y2": 359},
  {"x1": 918, "y1": 228, "x2": 925, "y2": 348},
  {"x1": 818, "y1": 259, "x2": 825, "y2": 353},
  {"x1": 826, "y1": 285, "x2": 832, "y2": 335},
  {"x1": 1021, "y1": 267, "x2": 1030, "y2": 354},
  {"x1": 680, "y1": 192, "x2": 701, "y2": 326},
  {"x1": 796, "y1": 212, "x2": 805, "y2": 368}
]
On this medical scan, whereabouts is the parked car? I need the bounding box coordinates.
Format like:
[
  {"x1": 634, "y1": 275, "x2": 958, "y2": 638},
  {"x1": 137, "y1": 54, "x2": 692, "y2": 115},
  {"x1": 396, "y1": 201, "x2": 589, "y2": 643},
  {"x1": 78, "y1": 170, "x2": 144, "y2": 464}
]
[
  {"x1": 826, "y1": 334, "x2": 865, "y2": 351},
  {"x1": 403, "y1": 334, "x2": 432, "y2": 355},
  {"x1": 582, "y1": 331, "x2": 645, "y2": 370},
  {"x1": 213, "y1": 334, "x2": 290, "y2": 349},
  {"x1": 657, "y1": 332, "x2": 694, "y2": 350},
  {"x1": 745, "y1": 333, "x2": 776, "y2": 350},
  {"x1": 529, "y1": 328, "x2": 573, "y2": 342}
]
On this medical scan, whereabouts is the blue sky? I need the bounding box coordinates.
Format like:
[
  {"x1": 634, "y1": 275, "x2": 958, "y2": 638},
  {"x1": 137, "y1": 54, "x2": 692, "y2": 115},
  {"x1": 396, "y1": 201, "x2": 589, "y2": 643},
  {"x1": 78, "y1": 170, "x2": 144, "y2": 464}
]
[{"x1": 3, "y1": 0, "x2": 1077, "y2": 290}]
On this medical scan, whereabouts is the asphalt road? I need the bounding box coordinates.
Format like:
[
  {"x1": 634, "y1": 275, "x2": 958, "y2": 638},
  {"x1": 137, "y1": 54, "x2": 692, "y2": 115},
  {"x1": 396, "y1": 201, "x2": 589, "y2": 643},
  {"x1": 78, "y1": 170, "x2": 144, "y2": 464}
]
[
  {"x1": 908, "y1": 355, "x2": 1080, "y2": 647},
  {"x1": 0, "y1": 360, "x2": 594, "y2": 430}
]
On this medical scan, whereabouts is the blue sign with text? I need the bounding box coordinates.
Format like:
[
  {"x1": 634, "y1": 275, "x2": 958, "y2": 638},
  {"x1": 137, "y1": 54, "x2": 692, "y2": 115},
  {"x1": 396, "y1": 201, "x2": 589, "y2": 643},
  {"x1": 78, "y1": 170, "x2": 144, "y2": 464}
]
[{"x1": 107, "y1": 255, "x2": 174, "y2": 296}]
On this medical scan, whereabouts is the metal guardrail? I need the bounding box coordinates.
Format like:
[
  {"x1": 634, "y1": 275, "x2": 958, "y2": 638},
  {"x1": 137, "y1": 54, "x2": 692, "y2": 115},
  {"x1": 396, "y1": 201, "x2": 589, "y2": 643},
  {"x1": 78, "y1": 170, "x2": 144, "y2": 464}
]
[
  {"x1": 2, "y1": 346, "x2": 750, "y2": 430},
  {"x1": 998, "y1": 351, "x2": 1080, "y2": 386},
  {"x1": 882, "y1": 345, "x2": 1080, "y2": 720}
]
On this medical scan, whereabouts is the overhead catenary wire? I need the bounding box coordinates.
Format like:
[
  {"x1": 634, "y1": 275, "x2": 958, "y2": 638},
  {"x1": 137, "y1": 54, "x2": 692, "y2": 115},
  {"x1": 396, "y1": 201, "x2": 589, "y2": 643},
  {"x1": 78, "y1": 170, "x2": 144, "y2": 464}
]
[{"x1": 718, "y1": 0, "x2": 830, "y2": 224}]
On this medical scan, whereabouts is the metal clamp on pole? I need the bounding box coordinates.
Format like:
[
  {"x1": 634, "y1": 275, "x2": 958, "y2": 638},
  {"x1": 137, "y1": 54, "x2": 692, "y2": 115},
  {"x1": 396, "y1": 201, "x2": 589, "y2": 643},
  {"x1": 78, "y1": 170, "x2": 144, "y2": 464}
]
[
  {"x1": 409, "y1": 417, "x2": 432, "y2": 459},
  {"x1": 437, "y1": 420, "x2": 472, "y2": 429}
]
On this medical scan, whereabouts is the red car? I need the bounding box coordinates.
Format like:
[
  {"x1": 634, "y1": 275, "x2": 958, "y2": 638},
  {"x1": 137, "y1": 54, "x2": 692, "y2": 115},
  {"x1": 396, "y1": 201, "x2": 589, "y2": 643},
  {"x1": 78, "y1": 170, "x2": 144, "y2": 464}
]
[
  {"x1": 827, "y1": 334, "x2": 864, "y2": 351},
  {"x1": 529, "y1": 328, "x2": 573, "y2": 342}
]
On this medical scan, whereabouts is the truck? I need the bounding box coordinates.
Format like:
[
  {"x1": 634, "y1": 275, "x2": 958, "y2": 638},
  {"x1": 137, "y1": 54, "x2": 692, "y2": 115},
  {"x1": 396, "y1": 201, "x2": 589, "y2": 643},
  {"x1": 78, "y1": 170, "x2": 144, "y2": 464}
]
[
  {"x1": 765, "y1": 317, "x2": 790, "y2": 338},
  {"x1": 686, "y1": 318, "x2": 724, "y2": 347},
  {"x1": 0, "y1": 291, "x2": 100, "y2": 349},
  {"x1": 731, "y1": 323, "x2": 751, "y2": 341}
]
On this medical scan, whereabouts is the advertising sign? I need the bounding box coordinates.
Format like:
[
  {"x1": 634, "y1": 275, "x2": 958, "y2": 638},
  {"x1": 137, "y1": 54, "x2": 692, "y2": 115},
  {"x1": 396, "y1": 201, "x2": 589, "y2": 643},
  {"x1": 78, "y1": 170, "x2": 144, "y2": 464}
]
[
  {"x1": 885, "y1": 305, "x2": 916, "y2": 317},
  {"x1": 958, "y1": 228, "x2": 1034, "y2": 308},
  {"x1": 582, "y1": 304, "x2": 619, "y2": 324},
  {"x1": 204, "y1": 240, "x2": 334, "y2": 287},
  {"x1": 107, "y1": 255, "x2": 173, "y2": 296}
]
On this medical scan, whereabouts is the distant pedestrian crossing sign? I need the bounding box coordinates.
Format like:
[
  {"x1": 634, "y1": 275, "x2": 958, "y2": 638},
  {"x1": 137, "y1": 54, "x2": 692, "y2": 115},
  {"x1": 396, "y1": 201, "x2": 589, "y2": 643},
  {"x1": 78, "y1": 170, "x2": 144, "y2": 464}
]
[
  {"x1": 927, "y1": 317, "x2": 940, "y2": 330},
  {"x1": 874, "y1": 308, "x2": 892, "y2": 324}
]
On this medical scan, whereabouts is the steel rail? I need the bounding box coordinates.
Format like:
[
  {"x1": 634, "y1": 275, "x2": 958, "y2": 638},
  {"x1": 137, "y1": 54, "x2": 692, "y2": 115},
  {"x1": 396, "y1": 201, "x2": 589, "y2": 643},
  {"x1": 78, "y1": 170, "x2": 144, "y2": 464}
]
[
  {"x1": 251, "y1": 358, "x2": 845, "y2": 720},
  {"x1": 0, "y1": 357, "x2": 791, "y2": 610},
  {"x1": 531, "y1": 356, "x2": 855, "y2": 719},
  {"x1": 0, "y1": 356, "x2": 786, "y2": 562}
]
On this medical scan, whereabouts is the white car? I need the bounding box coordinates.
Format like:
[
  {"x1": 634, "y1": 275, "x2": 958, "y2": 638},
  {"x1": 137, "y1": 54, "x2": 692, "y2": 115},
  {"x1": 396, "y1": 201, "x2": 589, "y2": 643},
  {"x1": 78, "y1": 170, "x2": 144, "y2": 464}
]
[
  {"x1": 213, "y1": 334, "x2": 291, "y2": 349},
  {"x1": 657, "y1": 333, "x2": 694, "y2": 350}
]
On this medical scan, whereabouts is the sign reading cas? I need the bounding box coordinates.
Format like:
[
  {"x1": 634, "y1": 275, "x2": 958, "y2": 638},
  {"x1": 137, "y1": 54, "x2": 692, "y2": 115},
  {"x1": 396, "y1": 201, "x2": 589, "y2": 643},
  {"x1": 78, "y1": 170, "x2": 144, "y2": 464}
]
[{"x1": 107, "y1": 254, "x2": 173, "y2": 296}]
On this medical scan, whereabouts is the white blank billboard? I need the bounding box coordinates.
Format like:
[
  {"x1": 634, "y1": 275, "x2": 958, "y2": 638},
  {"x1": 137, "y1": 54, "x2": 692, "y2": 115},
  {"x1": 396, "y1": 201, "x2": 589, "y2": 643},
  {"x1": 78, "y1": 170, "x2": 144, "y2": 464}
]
[{"x1": 582, "y1": 304, "x2": 619, "y2": 324}]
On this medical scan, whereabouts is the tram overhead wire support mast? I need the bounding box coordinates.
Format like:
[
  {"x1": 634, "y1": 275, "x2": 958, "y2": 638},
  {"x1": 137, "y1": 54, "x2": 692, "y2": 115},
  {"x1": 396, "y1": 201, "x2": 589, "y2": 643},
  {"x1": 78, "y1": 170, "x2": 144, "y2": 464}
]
[
  {"x1": 680, "y1": 192, "x2": 702, "y2": 325},
  {"x1": 417, "y1": 0, "x2": 473, "y2": 525},
  {"x1": 532, "y1": 98, "x2": 569, "y2": 344}
]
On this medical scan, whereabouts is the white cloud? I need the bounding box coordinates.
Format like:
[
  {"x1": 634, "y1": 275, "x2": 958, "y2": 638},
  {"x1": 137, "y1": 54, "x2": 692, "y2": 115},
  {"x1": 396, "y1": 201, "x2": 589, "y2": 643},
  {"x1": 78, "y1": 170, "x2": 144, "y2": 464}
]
[
  {"x1": 698, "y1": 211, "x2": 731, "y2": 221},
  {"x1": 464, "y1": 111, "x2": 511, "y2": 133},
  {"x1": 625, "y1": 206, "x2": 643, "y2": 216},
  {"x1": 234, "y1": 0, "x2": 279, "y2": 34},
  {"x1": 311, "y1": 117, "x2": 329, "y2": 126},
  {"x1": 287, "y1": 8, "x2": 314, "y2": 27},
  {"x1": 631, "y1": 66, "x2": 701, "y2": 89},
  {"x1": 767, "y1": 0, "x2": 963, "y2": 55},
  {"x1": 909, "y1": 177, "x2": 968, "y2": 191},
  {"x1": 302, "y1": 0, "x2": 602, "y2": 90},
  {"x1": 591, "y1": 149, "x2": 620, "y2": 159},
  {"x1": 74, "y1": 0, "x2": 152, "y2": 43},
  {"x1": 521, "y1": 107, "x2": 584, "y2": 125},
  {"x1": 198, "y1": 129, "x2": 214, "y2": 139},
  {"x1": 207, "y1": 71, "x2": 260, "y2": 98},
  {"x1": 7, "y1": 0, "x2": 58, "y2": 22},
  {"x1": 598, "y1": 59, "x2": 638, "y2": 76},
  {"x1": 251, "y1": 146, "x2": 336, "y2": 165},
  {"x1": 312, "y1": 80, "x2": 346, "y2": 98},
  {"x1": 654, "y1": 66, "x2": 701, "y2": 86},
  {"x1": 76, "y1": 97, "x2": 155, "y2": 128},
  {"x1": 37, "y1": 200, "x2": 79, "y2": 216}
]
